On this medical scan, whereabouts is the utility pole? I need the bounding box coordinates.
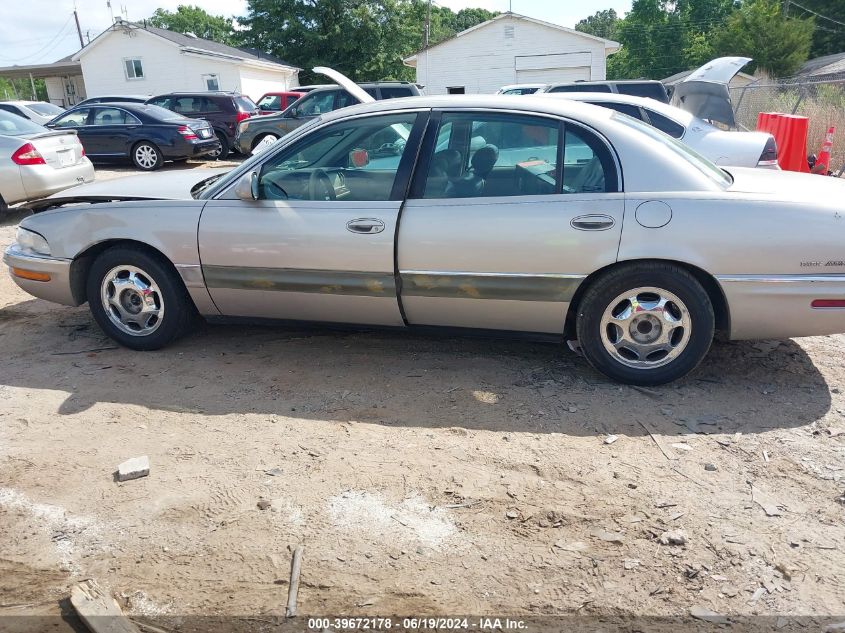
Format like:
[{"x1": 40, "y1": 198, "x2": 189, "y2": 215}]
[
  {"x1": 73, "y1": 8, "x2": 84, "y2": 48},
  {"x1": 424, "y1": 0, "x2": 431, "y2": 48}
]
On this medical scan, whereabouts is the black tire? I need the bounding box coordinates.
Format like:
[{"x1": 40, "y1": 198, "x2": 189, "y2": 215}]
[
  {"x1": 251, "y1": 133, "x2": 279, "y2": 151},
  {"x1": 575, "y1": 262, "x2": 714, "y2": 386},
  {"x1": 210, "y1": 131, "x2": 230, "y2": 159},
  {"x1": 131, "y1": 141, "x2": 163, "y2": 171},
  {"x1": 86, "y1": 245, "x2": 195, "y2": 351}
]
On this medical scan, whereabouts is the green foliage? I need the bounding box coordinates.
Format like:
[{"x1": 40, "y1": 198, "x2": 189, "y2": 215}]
[
  {"x1": 794, "y1": 0, "x2": 845, "y2": 58},
  {"x1": 0, "y1": 77, "x2": 47, "y2": 101},
  {"x1": 579, "y1": 0, "x2": 816, "y2": 80},
  {"x1": 148, "y1": 4, "x2": 237, "y2": 46},
  {"x1": 714, "y1": 0, "x2": 813, "y2": 77},
  {"x1": 237, "y1": 0, "x2": 497, "y2": 84},
  {"x1": 575, "y1": 9, "x2": 620, "y2": 41}
]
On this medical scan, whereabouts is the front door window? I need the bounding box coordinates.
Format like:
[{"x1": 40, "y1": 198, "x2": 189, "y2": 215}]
[{"x1": 257, "y1": 113, "x2": 418, "y2": 202}]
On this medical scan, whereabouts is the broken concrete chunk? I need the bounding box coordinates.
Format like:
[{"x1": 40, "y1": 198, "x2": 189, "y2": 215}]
[
  {"x1": 604, "y1": 435, "x2": 619, "y2": 445},
  {"x1": 554, "y1": 540, "x2": 589, "y2": 553},
  {"x1": 116, "y1": 456, "x2": 149, "y2": 482},
  {"x1": 705, "y1": 463, "x2": 718, "y2": 471},
  {"x1": 658, "y1": 529, "x2": 688, "y2": 546},
  {"x1": 589, "y1": 529, "x2": 625, "y2": 544},
  {"x1": 690, "y1": 606, "x2": 728, "y2": 624}
]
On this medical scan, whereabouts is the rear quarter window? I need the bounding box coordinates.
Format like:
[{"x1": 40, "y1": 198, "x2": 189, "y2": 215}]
[
  {"x1": 644, "y1": 109, "x2": 686, "y2": 139},
  {"x1": 616, "y1": 83, "x2": 669, "y2": 102},
  {"x1": 379, "y1": 87, "x2": 414, "y2": 99},
  {"x1": 549, "y1": 84, "x2": 613, "y2": 94},
  {"x1": 235, "y1": 96, "x2": 257, "y2": 111}
]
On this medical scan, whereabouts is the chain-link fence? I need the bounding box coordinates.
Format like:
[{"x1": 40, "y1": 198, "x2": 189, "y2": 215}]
[{"x1": 730, "y1": 73, "x2": 845, "y2": 174}]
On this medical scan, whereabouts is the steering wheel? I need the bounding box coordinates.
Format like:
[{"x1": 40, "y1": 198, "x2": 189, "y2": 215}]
[
  {"x1": 308, "y1": 168, "x2": 336, "y2": 201},
  {"x1": 263, "y1": 178, "x2": 288, "y2": 200}
]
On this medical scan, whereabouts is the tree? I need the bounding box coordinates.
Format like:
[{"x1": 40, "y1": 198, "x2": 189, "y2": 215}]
[
  {"x1": 793, "y1": 0, "x2": 845, "y2": 58},
  {"x1": 148, "y1": 4, "x2": 237, "y2": 46},
  {"x1": 237, "y1": 0, "x2": 496, "y2": 83},
  {"x1": 714, "y1": 0, "x2": 813, "y2": 77},
  {"x1": 575, "y1": 9, "x2": 620, "y2": 42}
]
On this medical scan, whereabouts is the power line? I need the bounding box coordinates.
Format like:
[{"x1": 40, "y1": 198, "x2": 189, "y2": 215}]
[
  {"x1": 0, "y1": 14, "x2": 74, "y2": 63},
  {"x1": 788, "y1": 1, "x2": 845, "y2": 27}
]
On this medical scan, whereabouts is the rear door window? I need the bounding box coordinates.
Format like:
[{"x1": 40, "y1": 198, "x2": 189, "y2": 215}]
[
  {"x1": 147, "y1": 96, "x2": 170, "y2": 109},
  {"x1": 91, "y1": 107, "x2": 141, "y2": 125},
  {"x1": 335, "y1": 90, "x2": 359, "y2": 110},
  {"x1": 562, "y1": 126, "x2": 617, "y2": 194},
  {"x1": 235, "y1": 96, "x2": 257, "y2": 112}
]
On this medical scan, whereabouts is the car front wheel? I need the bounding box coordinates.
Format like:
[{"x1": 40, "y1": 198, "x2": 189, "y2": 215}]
[
  {"x1": 575, "y1": 262, "x2": 714, "y2": 385},
  {"x1": 86, "y1": 246, "x2": 195, "y2": 350}
]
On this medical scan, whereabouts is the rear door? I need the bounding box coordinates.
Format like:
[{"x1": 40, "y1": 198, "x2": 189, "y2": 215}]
[
  {"x1": 397, "y1": 110, "x2": 624, "y2": 334},
  {"x1": 199, "y1": 110, "x2": 427, "y2": 325}
]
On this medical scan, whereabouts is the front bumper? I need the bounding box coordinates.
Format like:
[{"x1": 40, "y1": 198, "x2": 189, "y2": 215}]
[
  {"x1": 235, "y1": 130, "x2": 256, "y2": 154},
  {"x1": 3, "y1": 244, "x2": 77, "y2": 306}
]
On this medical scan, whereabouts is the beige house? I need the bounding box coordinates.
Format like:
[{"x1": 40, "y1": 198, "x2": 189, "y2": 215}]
[{"x1": 403, "y1": 12, "x2": 620, "y2": 95}]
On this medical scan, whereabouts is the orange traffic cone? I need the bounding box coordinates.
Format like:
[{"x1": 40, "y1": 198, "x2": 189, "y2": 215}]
[{"x1": 812, "y1": 126, "x2": 835, "y2": 174}]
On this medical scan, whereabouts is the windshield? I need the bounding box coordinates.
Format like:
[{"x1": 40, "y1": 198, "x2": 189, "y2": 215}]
[
  {"x1": 0, "y1": 109, "x2": 47, "y2": 136},
  {"x1": 27, "y1": 102, "x2": 65, "y2": 116},
  {"x1": 611, "y1": 111, "x2": 732, "y2": 188}
]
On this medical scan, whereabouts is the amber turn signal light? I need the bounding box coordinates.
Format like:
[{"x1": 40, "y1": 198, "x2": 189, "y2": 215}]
[{"x1": 11, "y1": 268, "x2": 51, "y2": 282}]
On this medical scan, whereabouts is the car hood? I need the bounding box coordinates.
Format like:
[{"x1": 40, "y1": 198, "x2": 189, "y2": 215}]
[
  {"x1": 50, "y1": 166, "x2": 230, "y2": 200},
  {"x1": 671, "y1": 57, "x2": 752, "y2": 129}
]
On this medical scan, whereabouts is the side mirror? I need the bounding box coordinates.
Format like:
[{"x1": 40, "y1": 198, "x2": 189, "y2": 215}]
[
  {"x1": 234, "y1": 170, "x2": 260, "y2": 201},
  {"x1": 287, "y1": 107, "x2": 299, "y2": 119}
]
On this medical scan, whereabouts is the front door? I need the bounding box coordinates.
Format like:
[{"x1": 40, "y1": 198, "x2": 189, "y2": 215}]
[
  {"x1": 397, "y1": 110, "x2": 625, "y2": 334},
  {"x1": 199, "y1": 110, "x2": 426, "y2": 326},
  {"x1": 83, "y1": 107, "x2": 140, "y2": 157}
]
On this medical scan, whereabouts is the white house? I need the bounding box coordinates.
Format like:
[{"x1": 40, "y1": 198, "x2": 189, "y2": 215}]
[
  {"x1": 72, "y1": 20, "x2": 300, "y2": 101},
  {"x1": 403, "y1": 13, "x2": 620, "y2": 95}
]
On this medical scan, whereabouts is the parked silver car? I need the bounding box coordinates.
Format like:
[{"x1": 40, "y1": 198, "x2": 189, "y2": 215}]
[
  {"x1": 7, "y1": 95, "x2": 845, "y2": 385},
  {"x1": 0, "y1": 110, "x2": 94, "y2": 211}
]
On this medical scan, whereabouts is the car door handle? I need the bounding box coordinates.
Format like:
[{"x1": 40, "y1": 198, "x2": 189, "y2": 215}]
[
  {"x1": 571, "y1": 214, "x2": 616, "y2": 231},
  {"x1": 346, "y1": 218, "x2": 385, "y2": 234}
]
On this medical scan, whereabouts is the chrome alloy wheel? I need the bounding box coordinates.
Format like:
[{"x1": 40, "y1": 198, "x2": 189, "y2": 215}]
[
  {"x1": 599, "y1": 287, "x2": 691, "y2": 369},
  {"x1": 134, "y1": 144, "x2": 158, "y2": 169},
  {"x1": 100, "y1": 265, "x2": 164, "y2": 336}
]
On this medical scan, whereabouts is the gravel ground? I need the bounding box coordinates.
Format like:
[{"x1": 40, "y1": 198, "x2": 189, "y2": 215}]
[{"x1": 0, "y1": 163, "x2": 844, "y2": 631}]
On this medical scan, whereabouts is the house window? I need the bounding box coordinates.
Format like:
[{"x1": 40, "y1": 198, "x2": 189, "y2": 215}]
[
  {"x1": 124, "y1": 58, "x2": 144, "y2": 80},
  {"x1": 203, "y1": 74, "x2": 220, "y2": 91}
]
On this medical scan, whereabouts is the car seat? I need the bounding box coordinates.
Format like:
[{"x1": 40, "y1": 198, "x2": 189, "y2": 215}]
[
  {"x1": 445, "y1": 144, "x2": 498, "y2": 198},
  {"x1": 426, "y1": 149, "x2": 462, "y2": 197}
]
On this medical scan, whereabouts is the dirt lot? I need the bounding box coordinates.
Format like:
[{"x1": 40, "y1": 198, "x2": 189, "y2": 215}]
[{"x1": 1, "y1": 163, "x2": 844, "y2": 630}]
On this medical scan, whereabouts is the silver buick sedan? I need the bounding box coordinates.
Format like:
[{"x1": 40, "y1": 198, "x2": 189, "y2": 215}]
[{"x1": 6, "y1": 95, "x2": 845, "y2": 385}]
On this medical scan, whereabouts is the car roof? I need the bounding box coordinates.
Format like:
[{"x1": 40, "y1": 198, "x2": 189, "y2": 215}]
[
  {"x1": 316, "y1": 94, "x2": 616, "y2": 126},
  {"x1": 151, "y1": 92, "x2": 244, "y2": 97},
  {"x1": 1, "y1": 100, "x2": 40, "y2": 106},
  {"x1": 539, "y1": 92, "x2": 696, "y2": 126}
]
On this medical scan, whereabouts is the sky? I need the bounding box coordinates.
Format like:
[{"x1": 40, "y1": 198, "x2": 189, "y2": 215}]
[{"x1": 0, "y1": 0, "x2": 633, "y2": 67}]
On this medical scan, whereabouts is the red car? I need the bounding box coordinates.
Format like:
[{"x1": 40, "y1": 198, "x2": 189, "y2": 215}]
[{"x1": 256, "y1": 91, "x2": 304, "y2": 115}]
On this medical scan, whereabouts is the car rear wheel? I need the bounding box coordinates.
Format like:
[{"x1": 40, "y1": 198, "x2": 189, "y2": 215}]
[
  {"x1": 86, "y1": 246, "x2": 195, "y2": 350},
  {"x1": 208, "y1": 132, "x2": 229, "y2": 159},
  {"x1": 132, "y1": 142, "x2": 163, "y2": 171},
  {"x1": 252, "y1": 133, "x2": 279, "y2": 150},
  {"x1": 575, "y1": 262, "x2": 714, "y2": 385}
]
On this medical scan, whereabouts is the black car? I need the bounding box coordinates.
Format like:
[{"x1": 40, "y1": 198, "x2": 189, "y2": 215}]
[
  {"x1": 146, "y1": 91, "x2": 258, "y2": 159},
  {"x1": 45, "y1": 102, "x2": 219, "y2": 171}
]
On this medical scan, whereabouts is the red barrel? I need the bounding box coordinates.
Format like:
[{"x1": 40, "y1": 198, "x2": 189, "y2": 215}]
[{"x1": 756, "y1": 112, "x2": 810, "y2": 172}]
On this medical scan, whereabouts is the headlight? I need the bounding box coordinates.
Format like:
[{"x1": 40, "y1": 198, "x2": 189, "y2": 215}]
[
  {"x1": 240, "y1": 121, "x2": 249, "y2": 133},
  {"x1": 16, "y1": 227, "x2": 51, "y2": 256}
]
